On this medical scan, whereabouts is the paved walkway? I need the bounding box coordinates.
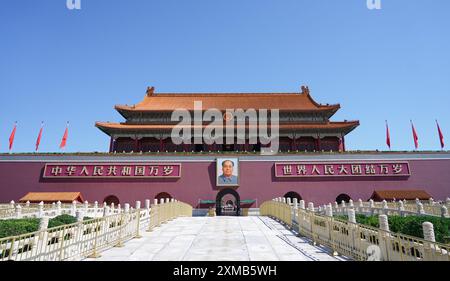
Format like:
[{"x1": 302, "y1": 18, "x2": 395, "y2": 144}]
[{"x1": 85, "y1": 216, "x2": 346, "y2": 261}]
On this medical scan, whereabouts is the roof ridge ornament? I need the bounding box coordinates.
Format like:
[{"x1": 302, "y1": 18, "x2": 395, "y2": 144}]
[
  {"x1": 300, "y1": 85, "x2": 310, "y2": 95},
  {"x1": 146, "y1": 86, "x2": 155, "y2": 96}
]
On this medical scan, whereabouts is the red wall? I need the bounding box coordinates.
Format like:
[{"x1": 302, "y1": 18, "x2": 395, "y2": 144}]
[{"x1": 1, "y1": 154, "x2": 449, "y2": 207}]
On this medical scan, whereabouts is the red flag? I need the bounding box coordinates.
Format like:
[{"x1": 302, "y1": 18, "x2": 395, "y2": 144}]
[
  {"x1": 60, "y1": 122, "x2": 69, "y2": 149},
  {"x1": 411, "y1": 120, "x2": 419, "y2": 150},
  {"x1": 385, "y1": 120, "x2": 391, "y2": 149},
  {"x1": 35, "y1": 122, "x2": 44, "y2": 152},
  {"x1": 436, "y1": 120, "x2": 445, "y2": 149},
  {"x1": 9, "y1": 122, "x2": 17, "y2": 152}
]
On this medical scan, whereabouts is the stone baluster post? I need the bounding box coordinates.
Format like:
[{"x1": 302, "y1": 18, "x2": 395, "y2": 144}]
[
  {"x1": 40, "y1": 216, "x2": 49, "y2": 230},
  {"x1": 10, "y1": 200, "x2": 15, "y2": 209},
  {"x1": 325, "y1": 204, "x2": 333, "y2": 217},
  {"x1": 117, "y1": 204, "x2": 121, "y2": 214},
  {"x1": 110, "y1": 203, "x2": 115, "y2": 213},
  {"x1": 422, "y1": 221, "x2": 437, "y2": 260},
  {"x1": 94, "y1": 201, "x2": 98, "y2": 216},
  {"x1": 398, "y1": 200, "x2": 405, "y2": 216},
  {"x1": 103, "y1": 206, "x2": 110, "y2": 217},
  {"x1": 341, "y1": 200, "x2": 346, "y2": 215},
  {"x1": 38, "y1": 216, "x2": 50, "y2": 257},
  {"x1": 379, "y1": 215, "x2": 389, "y2": 232},
  {"x1": 165, "y1": 198, "x2": 170, "y2": 204},
  {"x1": 348, "y1": 199, "x2": 354, "y2": 208},
  {"x1": 76, "y1": 210, "x2": 84, "y2": 222},
  {"x1": 299, "y1": 200, "x2": 305, "y2": 210},
  {"x1": 292, "y1": 198, "x2": 298, "y2": 209},
  {"x1": 145, "y1": 199, "x2": 150, "y2": 215},
  {"x1": 369, "y1": 199, "x2": 375, "y2": 215},
  {"x1": 382, "y1": 200, "x2": 389, "y2": 215},
  {"x1": 154, "y1": 199, "x2": 158, "y2": 205},
  {"x1": 135, "y1": 201, "x2": 142, "y2": 238},
  {"x1": 417, "y1": 202, "x2": 425, "y2": 215},
  {"x1": 71, "y1": 201, "x2": 77, "y2": 216},
  {"x1": 15, "y1": 204, "x2": 22, "y2": 218},
  {"x1": 84, "y1": 201, "x2": 89, "y2": 214},
  {"x1": 308, "y1": 202, "x2": 314, "y2": 212},
  {"x1": 38, "y1": 201, "x2": 44, "y2": 218},
  {"x1": 377, "y1": 214, "x2": 390, "y2": 261},
  {"x1": 429, "y1": 198, "x2": 434, "y2": 206},
  {"x1": 292, "y1": 198, "x2": 298, "y2": 222},
  {"x1": 103, "y1": 202, "x2": 107, "y2": 208},
  {"x1": 124, "y1": 203, "x2": 130, "y2": 213},
  {"x1": 160, "y1": 198, "x2": 164, "y2": 205},
  {"x1": 286, "y1": 198, "x2": 291, "y2": 205},
  {"x1": 26, "y1": 201, "x2": 30, "y2": 207},
  {"x1": 56, "y1": 201, "x2": 62, "y2": 216},
  {"x1": 446, "y1": 197, "x2": 450, "y2": 208},
  {"x1": 103, "y1": 206, "x2": 109, "y2": 217},
  {"x1": 441, "y1": 205, "x2": 449, "y2": 218},
  {"x1": 347, "y1": 208, "x2": 356, "y2": 224},
  {"x1": 422, "y1": 222, "x2": 436, "y2": 243},
  {"x1": 358, "y1": 199, "x2": 364, "y2": 212}
]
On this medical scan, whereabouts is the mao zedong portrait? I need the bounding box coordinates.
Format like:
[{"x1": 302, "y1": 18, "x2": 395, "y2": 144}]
[{"x1": 218, "y1": 160, "x2": 238, "y2": 185}]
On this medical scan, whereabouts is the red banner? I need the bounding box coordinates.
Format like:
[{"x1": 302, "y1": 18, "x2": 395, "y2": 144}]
[
  {"x1": 43, "y1": 163, "x2": 181, "y2": 178},
  {"x1": 275, "y1": 162, "x2": 410, "y2": 178}
]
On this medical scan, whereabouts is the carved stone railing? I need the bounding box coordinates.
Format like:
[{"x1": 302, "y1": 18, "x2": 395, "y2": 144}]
[
  {"x1": 0, "y1": 199, "x2": 192, "y2": 261},
  {"x1": 260, "y1": 199, "x2": 450, "y2": 261}
]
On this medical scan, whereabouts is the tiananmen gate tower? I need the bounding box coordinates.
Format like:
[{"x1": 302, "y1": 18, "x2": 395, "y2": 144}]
[{"x1": 0, "y1": 86, "x2": 449, "y2": 216}]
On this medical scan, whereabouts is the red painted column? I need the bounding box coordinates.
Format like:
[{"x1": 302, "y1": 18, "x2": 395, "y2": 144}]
[
  {"x1": 342, "y1": 135, "x2": 346, "y2": 152},
  {"x1": 134, "y1": 138, "x2": 138, "y2": 152},
  {"x1": 109, "y1": 137, "x2": 114, "y2": 152},
  {"x1": 316, "y1": 135, "x2": 321, "y2": 151}
]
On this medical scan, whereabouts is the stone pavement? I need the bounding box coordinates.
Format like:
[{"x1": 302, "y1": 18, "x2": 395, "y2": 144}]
[{"x1": 84, "y1": 216, "x2": 347, "y2": 261}]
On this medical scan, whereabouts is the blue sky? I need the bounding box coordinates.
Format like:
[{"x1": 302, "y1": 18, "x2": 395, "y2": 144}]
[{"x1": 0, "y1": 0, "x2": 449, "y2": 153}]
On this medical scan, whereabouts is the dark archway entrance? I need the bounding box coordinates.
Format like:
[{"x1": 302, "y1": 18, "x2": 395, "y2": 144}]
[
  {"x1": 155, "y1": 192, "x2": 172, "y2": 202},
  {"x1": 216, "y1": 188, "x2": 240, "y2": 216},
  {"x1": 103, "y1": 195, "x2": 120, "y2": 205},
  {"x1": 284, "y1": 191, "x2": 302, "y2": 202},
  {"x1": 336, "y1": 193, "x2": 351, "y2": 204}
]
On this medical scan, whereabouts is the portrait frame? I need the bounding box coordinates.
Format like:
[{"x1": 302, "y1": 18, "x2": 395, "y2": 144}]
[{"x1": 216, "y1": 158, "x2": 240, "y2": 187}]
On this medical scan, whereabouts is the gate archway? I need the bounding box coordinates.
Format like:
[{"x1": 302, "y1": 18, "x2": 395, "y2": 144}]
[
  {"x1": 216, "y1": 188, "x2": 240, "y2": 216},
  {"x1": 284, "y1": 191, "x2": 302, "y2": 202},
  {"x1": 103, "y1": 195, "x2": 120, "y2": 205},
  {"x1": 155, "y1": 192, "x2": 172, "y2": 202},
  {"x1": 336, "y1": 193, "x2": 351, "y2": 204}
]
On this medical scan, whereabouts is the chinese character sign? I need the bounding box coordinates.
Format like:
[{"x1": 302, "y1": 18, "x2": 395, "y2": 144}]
[
  {"x1": 275, "y1": 162, "x2": 410, "y2": 178},
  {"x1": 43, "y1": 163, "x2": 181, "y2": 178}
]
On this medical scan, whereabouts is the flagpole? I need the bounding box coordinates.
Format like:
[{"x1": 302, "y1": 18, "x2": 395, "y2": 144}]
[{"x1": 410, "y1": 119, "x2": 414, "y2": 151}]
